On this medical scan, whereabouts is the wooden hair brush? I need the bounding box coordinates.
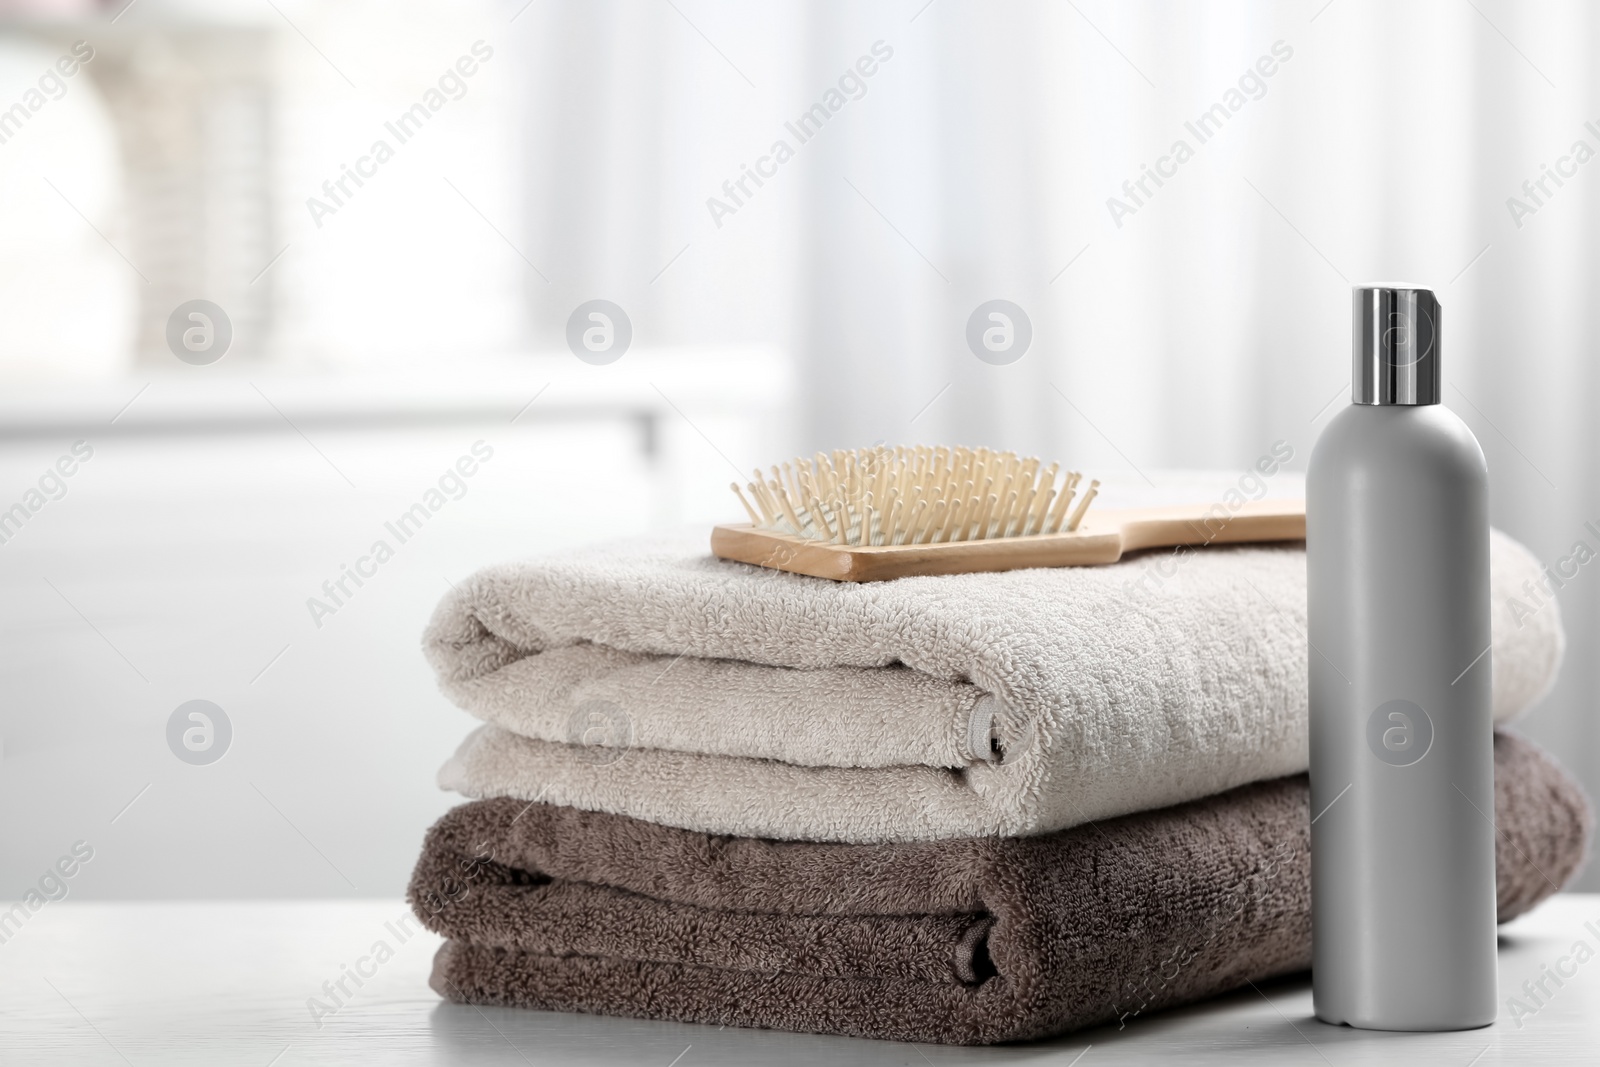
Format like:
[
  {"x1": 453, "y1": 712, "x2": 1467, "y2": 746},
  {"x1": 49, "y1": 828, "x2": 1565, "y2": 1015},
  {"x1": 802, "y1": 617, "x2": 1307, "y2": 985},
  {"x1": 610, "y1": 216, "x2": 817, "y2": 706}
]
[{"x1": 712, "y1": 445, "x2": 1305, "y2": 582}]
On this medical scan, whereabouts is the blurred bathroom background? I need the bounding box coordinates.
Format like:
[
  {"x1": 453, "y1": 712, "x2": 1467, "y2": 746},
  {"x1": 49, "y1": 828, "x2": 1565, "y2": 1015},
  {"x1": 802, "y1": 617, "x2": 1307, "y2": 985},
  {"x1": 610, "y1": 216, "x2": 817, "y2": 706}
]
[{"x1": 2, "y1": 0, "x2": 1597, "y2": 896}]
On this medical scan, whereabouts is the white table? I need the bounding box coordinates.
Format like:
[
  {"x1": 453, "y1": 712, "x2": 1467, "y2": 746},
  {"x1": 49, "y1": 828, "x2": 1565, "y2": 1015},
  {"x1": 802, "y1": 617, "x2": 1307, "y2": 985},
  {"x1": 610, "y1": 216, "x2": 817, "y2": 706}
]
[{"x1": 4, "y1": 894, "x2": 1598, "y2": 1065}]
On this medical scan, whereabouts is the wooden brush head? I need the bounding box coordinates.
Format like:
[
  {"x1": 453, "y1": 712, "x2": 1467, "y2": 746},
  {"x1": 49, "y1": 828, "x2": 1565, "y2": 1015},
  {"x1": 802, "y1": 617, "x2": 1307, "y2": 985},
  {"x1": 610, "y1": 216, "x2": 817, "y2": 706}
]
[{"x1": 729, "y1": 445, "x2": 1097, "y2": 549}]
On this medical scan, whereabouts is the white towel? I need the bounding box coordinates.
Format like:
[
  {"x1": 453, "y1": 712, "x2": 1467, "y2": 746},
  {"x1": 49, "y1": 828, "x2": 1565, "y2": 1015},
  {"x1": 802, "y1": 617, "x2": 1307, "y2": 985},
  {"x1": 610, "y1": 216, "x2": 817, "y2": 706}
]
[{"x1": 424, "y1": 517, "x2": 1563, "y2": 843}]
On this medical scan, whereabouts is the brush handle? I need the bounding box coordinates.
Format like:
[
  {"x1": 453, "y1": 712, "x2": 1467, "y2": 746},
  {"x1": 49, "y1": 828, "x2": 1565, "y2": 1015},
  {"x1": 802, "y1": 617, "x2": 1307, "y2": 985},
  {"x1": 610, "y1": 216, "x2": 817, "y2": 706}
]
[
  {"x1": 1108, "y1": 499, "x2": 1307, "y2": 553},
  {"x1": 711, "y1": 498, "x2": 1306, "y2": 582}
]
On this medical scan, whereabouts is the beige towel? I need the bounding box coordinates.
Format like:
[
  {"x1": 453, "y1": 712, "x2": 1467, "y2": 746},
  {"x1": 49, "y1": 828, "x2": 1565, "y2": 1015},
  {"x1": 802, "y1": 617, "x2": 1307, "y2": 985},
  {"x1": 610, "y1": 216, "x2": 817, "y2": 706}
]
[{"x1": 425, "y1": 520, "x2": 1563, "y2": 843}]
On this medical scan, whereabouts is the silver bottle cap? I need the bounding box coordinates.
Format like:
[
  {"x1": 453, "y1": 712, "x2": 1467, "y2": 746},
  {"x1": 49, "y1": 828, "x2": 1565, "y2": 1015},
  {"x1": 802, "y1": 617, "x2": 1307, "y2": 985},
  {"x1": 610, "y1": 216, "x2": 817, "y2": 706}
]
[{"x1": 1352, "y1": 285, "x2": 1440, "y2": 405}]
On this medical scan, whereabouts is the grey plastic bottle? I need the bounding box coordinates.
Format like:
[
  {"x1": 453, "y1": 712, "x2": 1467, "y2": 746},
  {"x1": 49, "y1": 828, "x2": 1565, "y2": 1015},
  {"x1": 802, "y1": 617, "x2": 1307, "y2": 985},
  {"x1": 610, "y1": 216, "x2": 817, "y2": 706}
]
[{"x1": 1307, "y1": 286, "x2": 1497, "y2": 1030}]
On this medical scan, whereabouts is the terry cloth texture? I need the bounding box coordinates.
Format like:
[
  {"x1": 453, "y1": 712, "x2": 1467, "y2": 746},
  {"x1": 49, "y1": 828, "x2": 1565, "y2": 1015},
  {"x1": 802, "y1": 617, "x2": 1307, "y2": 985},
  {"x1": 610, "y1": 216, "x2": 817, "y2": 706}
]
[
  {"x1": 410, "y1": 731, "x2": 1591, "y2": 1046},
  {"x1": 425, "y1": 528, "x2": 1564, "y2": 843}
]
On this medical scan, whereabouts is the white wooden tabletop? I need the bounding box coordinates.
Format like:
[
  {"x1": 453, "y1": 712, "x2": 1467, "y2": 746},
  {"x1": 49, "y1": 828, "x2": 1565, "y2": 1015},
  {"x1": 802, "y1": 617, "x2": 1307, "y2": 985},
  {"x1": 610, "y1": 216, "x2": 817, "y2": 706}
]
[{"x1": 3, "y1": 894, "x2": 1598, "y2": 1065}]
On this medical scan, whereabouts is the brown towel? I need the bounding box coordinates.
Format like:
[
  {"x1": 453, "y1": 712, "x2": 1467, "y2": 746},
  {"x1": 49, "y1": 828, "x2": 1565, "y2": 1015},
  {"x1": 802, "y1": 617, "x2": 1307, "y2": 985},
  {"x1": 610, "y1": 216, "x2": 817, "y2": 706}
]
[{"x1": 409, "y1": 731, "x2": 1591, "y2": 1045}]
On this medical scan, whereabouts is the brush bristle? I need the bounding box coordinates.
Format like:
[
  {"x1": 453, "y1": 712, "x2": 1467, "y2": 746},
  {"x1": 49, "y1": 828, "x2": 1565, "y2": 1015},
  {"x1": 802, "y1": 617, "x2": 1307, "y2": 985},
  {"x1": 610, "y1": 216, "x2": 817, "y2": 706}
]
[{"x1": 732, "y1": 445, "x2": 1099, "y2": 547}]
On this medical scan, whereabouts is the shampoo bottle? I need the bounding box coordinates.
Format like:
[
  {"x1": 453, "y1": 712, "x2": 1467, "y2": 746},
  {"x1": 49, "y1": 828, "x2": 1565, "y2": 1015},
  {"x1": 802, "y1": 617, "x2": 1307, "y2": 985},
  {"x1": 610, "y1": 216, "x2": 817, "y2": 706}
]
[{"x1": 1307, "y1": 285, "x2": 1497, "y2": 1029}]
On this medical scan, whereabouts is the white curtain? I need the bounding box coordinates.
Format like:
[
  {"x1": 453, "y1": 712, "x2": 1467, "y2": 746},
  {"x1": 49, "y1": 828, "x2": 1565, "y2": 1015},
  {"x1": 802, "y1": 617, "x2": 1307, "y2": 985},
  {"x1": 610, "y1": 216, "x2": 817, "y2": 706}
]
[{"x1": 513, "y1": 0, "x2": 1600, "y2": 882}]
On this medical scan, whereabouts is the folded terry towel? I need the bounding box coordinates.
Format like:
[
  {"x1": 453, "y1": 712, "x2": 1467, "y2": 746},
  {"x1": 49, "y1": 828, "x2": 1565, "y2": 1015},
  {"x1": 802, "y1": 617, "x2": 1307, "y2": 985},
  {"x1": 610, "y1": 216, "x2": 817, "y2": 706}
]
[
  {"x1": 411, "y1": 731, "x2": 1591, "y2": 1045},
  {"x1": 426, "y1": 525, "x2": 1562, "y2": 842}
]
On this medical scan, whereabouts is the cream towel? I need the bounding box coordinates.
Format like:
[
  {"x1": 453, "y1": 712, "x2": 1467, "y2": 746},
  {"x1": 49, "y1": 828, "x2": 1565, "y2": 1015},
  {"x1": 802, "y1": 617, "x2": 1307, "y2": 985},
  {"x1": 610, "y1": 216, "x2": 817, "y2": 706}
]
[{"x1": 425, "y1": 517, "x2": 1564, "y2": 843}]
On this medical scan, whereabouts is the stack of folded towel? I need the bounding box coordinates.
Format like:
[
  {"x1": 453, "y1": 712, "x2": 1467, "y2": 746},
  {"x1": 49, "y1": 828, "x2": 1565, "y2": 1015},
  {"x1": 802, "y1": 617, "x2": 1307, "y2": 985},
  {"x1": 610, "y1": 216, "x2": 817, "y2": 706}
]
[{"x1": 409, "y1": 506, "x2": 1590, "y2": 1044}]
